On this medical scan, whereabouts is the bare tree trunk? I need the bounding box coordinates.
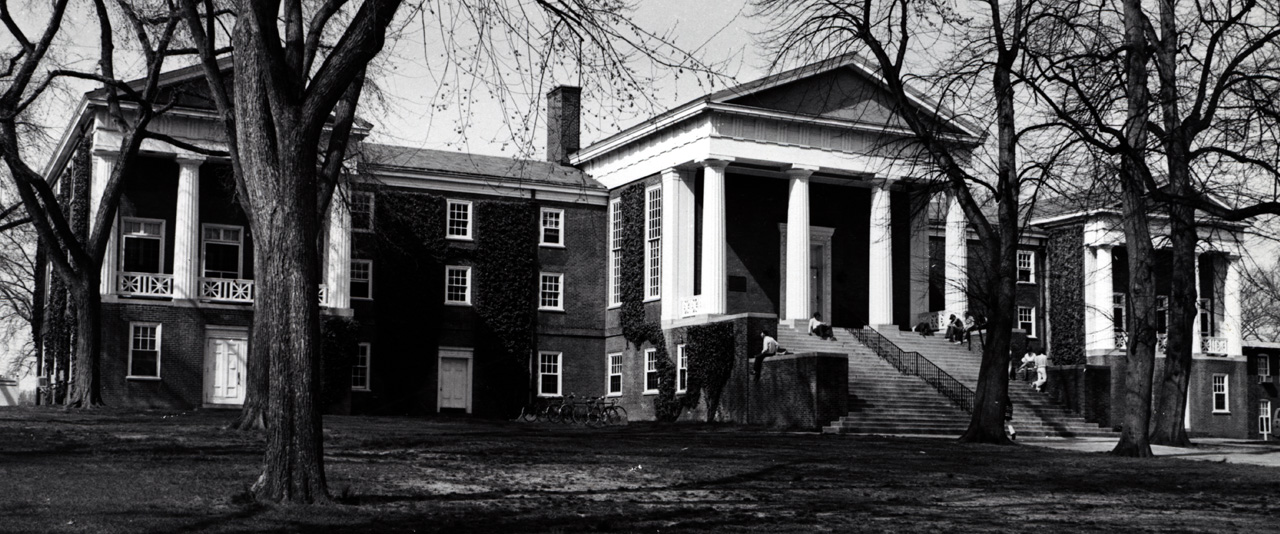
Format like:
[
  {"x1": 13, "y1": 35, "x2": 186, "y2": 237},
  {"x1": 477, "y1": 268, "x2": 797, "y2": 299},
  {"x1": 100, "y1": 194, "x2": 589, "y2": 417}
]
[
  {"x1": 65, "y1": 277, "x2": 102, "y2": 408},
  {"x1": 230, "y1": 322, "x2": 269, "y2": 430}
]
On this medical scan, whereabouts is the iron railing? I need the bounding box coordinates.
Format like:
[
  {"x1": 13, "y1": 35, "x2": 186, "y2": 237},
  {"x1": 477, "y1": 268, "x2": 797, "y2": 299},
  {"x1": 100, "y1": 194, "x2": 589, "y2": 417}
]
[{"x1": 850, "y1": 327, "x2": 975, "y2": 414}]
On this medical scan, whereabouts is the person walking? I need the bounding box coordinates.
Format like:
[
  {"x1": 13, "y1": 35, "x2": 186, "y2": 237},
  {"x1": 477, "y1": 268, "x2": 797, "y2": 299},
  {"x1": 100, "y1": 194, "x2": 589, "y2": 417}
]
[{"x1": 1032, "y1": 350, "x2": 1049, "y2": 392}]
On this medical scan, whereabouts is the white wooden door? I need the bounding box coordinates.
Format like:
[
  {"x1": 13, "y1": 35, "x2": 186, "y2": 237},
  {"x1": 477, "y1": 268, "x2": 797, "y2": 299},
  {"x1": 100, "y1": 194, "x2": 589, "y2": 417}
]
[
  {"x1": 205, "y1": 335, "x2": 247, "y2": 405},
  {"x1": 438, "y1": 351, "x2": 472, "y2": 412}
]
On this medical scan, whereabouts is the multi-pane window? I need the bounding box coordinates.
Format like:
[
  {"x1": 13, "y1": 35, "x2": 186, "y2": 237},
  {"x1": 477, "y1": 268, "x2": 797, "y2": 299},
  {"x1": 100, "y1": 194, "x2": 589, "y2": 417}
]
[
  {"x1": 1199, "y1": 298, "x2": 1212, "y2": 335},
  {"x1": 447, "y1": 200, "x2": 472, "y2": 240},
  {"x1": 445, "y1": 266, "x2": 471, "y2": 305},
  {"x1": 350, "y1": 191, "x2": 374, "y2": 231},
  {"x1": 351, "y1": 260, "x2": 373, "y2": 300},
  {"x1": 539, "y1": 273, "x2": 563, "y2": 311},
  {"x1": 1016, "y1": 250, "x2": 1035, "y2": 283},
  {"x1": 607, "y1": 353, "x2": 623, "y2": 395},
  {"x1": 644, "y1": 348, "x2": 660, "y2": 392},
  {"x1": 120, "y1": 218, "x2": 165, "y2": 273},
  {"x1": 540, "y1": 208, "x2": 564, "y2": 246},
  {"x1": 352, "y1": 343, "x2": 370, "y2": 391},
  {"x1": 645, "y1": 186, "x2": 662, "y2": 299},
  {"x1": 1258, "y1": 356, "x2": 1271, "y2": 383},
  {"x1": 128, "y1": 323, "x2": 161, "y2": 378},
  {"x1": 202, "y1": 225, "x2": 243, "y2": 279},
  {"x1": 1018, "y1": 306, "x2": 1035, "y2": 337},
  {"x1": 677, "y1": 344, "x2": 688, "y2": 393},
  {"x1": 538, "y1": 352, "x2": 561, "y2": 397},
  {"x1": 1212, "y1": 374, "x2": 1229, "y2": 413},
  {"x1": 1112, "y1": 293, "x2": 1126, "y2": 332},
  {"x1": 1260, "y1": 400, "x2": 1272, "y2": 437},
  {"x1": 609, "y1": 198, "x2": 622, "y2": 306}
]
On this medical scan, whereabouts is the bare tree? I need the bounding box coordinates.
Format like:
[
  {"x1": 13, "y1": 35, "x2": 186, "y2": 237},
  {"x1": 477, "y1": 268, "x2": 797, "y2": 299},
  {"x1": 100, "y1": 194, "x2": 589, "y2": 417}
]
[
  {"x1": 1241, "y1": 258, "x2": 1280, "y2": 343},
  {"x1": 753, "y1": 0, "x2": 1055, "y2": 443},
  {"x1": 0, "y1": 0, "x2": 187, "y2": 408}
]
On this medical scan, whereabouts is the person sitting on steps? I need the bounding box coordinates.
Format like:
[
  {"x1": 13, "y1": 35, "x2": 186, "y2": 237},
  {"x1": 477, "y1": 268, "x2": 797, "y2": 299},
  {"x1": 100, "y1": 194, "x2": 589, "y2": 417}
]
[
  {"x1": 753, "y1": 331, "x2": 788, "y2": 380},
  {"x1": 808, "y1": 312, "x2": 836, "y2": 341}
]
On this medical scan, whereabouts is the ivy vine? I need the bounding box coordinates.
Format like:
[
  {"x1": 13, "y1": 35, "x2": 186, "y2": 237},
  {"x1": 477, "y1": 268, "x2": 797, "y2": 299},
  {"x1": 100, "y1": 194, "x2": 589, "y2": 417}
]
[
  {"x1": 1047, "y1": 225, "x2": 1086, "y2": 365},
  {"x1": 319, "y1": 316, "x2": 360, "y2": 407},
  {"x1": 619, "y1": 184, "x2": 648, "y2": 347},
  {"x1": 375, "y1": 191, "x2": 447, "y2": 266},
  {"x1": 474, "y1": 200, "x2": 538, "y2": 368},
  {"x1": 683, "y1": 322, "x2": 736, "y2": 421}
]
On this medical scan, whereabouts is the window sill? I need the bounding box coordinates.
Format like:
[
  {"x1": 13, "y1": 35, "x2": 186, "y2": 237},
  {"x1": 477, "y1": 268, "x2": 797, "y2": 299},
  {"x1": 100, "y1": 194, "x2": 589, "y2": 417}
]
[
  {"x1": 444, "y1": 301, "x2": 472, "y2": 307},
  {"x1": 607, "y1": 303, "x2": 621, "y2": 310},
  {"x1": 351, "y1": 297, "x2": 373, "y2": 301},
  {"x1": 606, "y1": 392, "x2": 622, "y2": 398},
  {"x1": 643, "y1": 390, "x2": 659, "y2": 396},
  {"x1": 643, "y1": 296, "x2": 660, "y2": 303},
  {"x1": 1212, "y1": 410, "x2": 1231, "y2": 415},
  {"x1": 126, "y1": 376, "x2": 161, "y2": 381},
  {"x1": 351, "y1": 387, "x2": 370, "y2": 393},
  {"x1": 537, "y1": 393, "x2": 562, "y2": 398},
  {"x1": 446, "y1": 235, "x2": 473, "y2": 242},
  {"x1": 538, "y1": 307, "x2": 565, "y2": 313},
  {"x1": 539, "y1": 243, "x2": 566, "y2": 249},
  {"x1": 1017, "y1": 281, "x2": 1037, "y2": 285}
]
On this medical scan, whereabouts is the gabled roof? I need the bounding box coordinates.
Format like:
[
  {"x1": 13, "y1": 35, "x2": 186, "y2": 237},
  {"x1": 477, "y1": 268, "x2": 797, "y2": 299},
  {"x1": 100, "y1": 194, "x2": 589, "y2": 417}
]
[
  {"x1": 358, "y1": 143, "x2": 604, "y2": 190},
  {"x1": 574, "y1": 53, "x2": 985, "y2": 164}
]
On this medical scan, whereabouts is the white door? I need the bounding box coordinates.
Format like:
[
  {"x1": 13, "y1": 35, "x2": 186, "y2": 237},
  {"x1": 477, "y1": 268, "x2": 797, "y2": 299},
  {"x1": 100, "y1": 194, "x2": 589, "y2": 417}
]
[
  {"x1": 204, "y1": 334, "x2": 247, "y2": 405},
  {"x1": 438, "y1": 349, "x2": 472, "y2": 412}
]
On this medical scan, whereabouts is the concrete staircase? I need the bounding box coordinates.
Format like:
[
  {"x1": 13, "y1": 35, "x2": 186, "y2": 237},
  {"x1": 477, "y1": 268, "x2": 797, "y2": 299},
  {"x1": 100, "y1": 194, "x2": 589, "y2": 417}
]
[
  {"x1": 884, "y1": 329, "x2": 1118, "y2": 438},
  {"x1": 773, "y1": 324, "x2": 971, "y2": 435}
]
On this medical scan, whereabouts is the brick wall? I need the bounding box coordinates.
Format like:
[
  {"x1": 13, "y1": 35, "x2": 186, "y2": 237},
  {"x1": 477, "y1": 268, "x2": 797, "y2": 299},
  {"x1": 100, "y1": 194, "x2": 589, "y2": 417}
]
[
  {"x1": 100, "y1": 301, "x2": 252, "y2": 409},
  {"x1": 745, "y1": 353, "x2": 849, "y2": 430},
  {"x1": 1045, "y1": 364, "x2": 1111, "y2": 426}
]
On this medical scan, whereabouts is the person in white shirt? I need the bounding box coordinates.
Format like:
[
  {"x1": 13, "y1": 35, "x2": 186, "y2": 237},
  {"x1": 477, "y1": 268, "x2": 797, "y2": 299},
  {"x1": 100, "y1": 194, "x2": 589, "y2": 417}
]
[
  {"x1": 808, "y1": 312, "x2": 835, "y2": 341},
  {"x1": 754, "y1": 331, "x2": 780, "y2": 380},
  {"x1": 1033, "y1": 351, "x2": 1050, "y2": 392}
]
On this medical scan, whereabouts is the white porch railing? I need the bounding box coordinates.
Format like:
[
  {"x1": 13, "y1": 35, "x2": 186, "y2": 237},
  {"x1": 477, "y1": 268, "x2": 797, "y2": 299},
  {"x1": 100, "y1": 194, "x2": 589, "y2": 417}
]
[
  {"x1": 680, "y1": 296, "x2": 700, "y2": 318},
  {"x1": 1114, "y1": 330, "x2": 1127, "y2": 349},
  {"x1": 1202, "y1": 336, "x2": 1228, "y2": 355},
  {"x1": 200, "y1": 278, "x2": 254, "y2": 303},
  {"x1": 318, "y1": 284, "x2": 329, "y2": 306},
  {"x1": 117, "y1": 272, "x2": 173, "y2": 297}
]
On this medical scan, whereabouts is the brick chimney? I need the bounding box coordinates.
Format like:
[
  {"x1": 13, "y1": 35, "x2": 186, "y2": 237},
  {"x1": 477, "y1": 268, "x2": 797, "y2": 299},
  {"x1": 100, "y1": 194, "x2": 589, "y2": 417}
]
[{"x1": 546, "y1": 86, "x2": 581, "y2": 165}]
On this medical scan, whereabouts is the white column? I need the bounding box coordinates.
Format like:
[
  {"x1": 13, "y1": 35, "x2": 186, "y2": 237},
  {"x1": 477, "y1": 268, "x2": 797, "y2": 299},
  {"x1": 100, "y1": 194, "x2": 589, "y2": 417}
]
[
  {"x1": 172, "y1": 156, "x2": 203, "y2": 299},
  {"x1": 677, "y1": 170, "x2": 697, "y2": 316},
  {"x1": 783, "y1": 166, "x2": 816, "y2": 323},
  {"x1": 1191, "y1": 255, "x2": 1202, "y2": 354},
  {"x1": 324, "y1": 185, "x2": 352, "y2": 309},
  {"x1": 1223, "y1": 255, "x2": 1243, "y2": 357},
  {"x1": 660, "y1": 167, "x2": 693, "y2": 322},
  {"x1": 699, "y1": 158, "x2": 732, "y2": 315},
  {"x1": 943, "y1": 193, "x2": 968, "y2": 314},
  {"x1": 868, "y1": 183, "x2": 894, "y2": 325},
  {"x1": 94, "y1": 152, "x2": 117, "y2": 296},
  {"x1": 1091, "y1": 245, "x2": 1116, "y2": 352}
]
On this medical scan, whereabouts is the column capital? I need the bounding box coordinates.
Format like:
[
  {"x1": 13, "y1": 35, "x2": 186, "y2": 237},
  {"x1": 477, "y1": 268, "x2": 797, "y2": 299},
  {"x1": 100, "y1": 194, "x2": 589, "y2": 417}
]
[
  {"x1": 661, "y1": 166, "x2": 694, "y2": 180},
  {"x1": 174, "y1": 154, "x2": 206, "y2": 166},
  {"x1": 783, "y1": 163, "x2": 820, "y2": 180},
  {"x1": 697, "y1": 157, "x2": 734, "y2": 171},
  {"x1": 91, "y1": 149, "x2": 119, "y2": 160}
]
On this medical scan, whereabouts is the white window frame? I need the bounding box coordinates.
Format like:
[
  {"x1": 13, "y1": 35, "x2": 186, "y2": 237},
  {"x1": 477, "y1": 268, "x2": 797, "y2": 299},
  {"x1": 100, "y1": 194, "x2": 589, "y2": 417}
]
[
  {"x1": 446, "y1": 199, "x2": 473, "y2": 241},
  {"x1": 539, "y1": 207, "x2": 565, "y2": 247},
  {"x1": 201, "y1": 223, "x2": 245, "y2": 279},
  {"x1": 119, "y1": 217, "x2": 166, "y2": 274},
  {"x1": 539, "y1": 272, "x2": 564, "y2": 311},
  {"x1": 677, "y1": 344, "x2": 688, "y2": 393},
  {"x1": 1016, "y1": 250, "x2": 1035, "y2": 283},
  {"x1": 644, "y1": 348, "x2": 660, "y2": 394},
  {"x1": 608, "y1": 197, "x2": 622, "y2": 307},
  {"x1": 607, "y1": 353, "x2": 623, "y2": 396},
  {"x1": 537, "y1": 351, "x2": 562, "y2": 397},
  {"x1": 352, "y1": 342, "x2": 371, "y2": 391},
  {"x1": 1257, "y1": 355, "x2": 1271, "y2": 383},
  {"x1": 1112, "y1": 293, "x2": 1127, "y2": 332},
  {"x1": 1260, "y1": 400, "x2": 1272, "y2": 438},
  {"x1": 444, "y1": 265, "x2": 472, "y2": 306},
  {"x1": 350, "y1": 191, "x2": 375, "y2": 232},
  {"x1": 127, "y1": 322, "x2": 162, "y2": 380},
  {"x1": 1212, "y1": 374, "x2": 1229, "y2": 413},
  {"x1": 644, "y1": 185, "x2": 662, "y2": 301},
  {"x1": 1018, "y1": 306, "x2": 1036, "y2": 338},
  {"x1": 350, "y1": 259, "x2": 373, "y2": 300}
]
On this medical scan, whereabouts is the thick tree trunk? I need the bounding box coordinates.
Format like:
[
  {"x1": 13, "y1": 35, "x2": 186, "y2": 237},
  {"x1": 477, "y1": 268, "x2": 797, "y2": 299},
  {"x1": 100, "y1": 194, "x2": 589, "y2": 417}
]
[
  {"x1": 65, "y1": 277, "x2": 103, "y2": 408},
  {"x1": 230, "y1": 322, "x2": 270, "y2": 430},
  {"x1": 1150, "y1": 187, "x2": 1196, "y2": 446}
]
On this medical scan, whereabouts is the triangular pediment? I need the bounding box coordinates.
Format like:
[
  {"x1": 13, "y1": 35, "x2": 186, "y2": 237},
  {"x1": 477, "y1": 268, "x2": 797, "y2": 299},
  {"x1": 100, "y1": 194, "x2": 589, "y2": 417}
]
[{"x1": 708, "y1": 56, "x2": 981, "y2": 140}]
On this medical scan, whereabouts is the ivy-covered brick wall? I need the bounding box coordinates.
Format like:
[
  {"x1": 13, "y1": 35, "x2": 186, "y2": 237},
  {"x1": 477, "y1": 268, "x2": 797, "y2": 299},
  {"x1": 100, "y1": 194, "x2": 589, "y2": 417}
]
[{"x1": 1047, "y1": 224, "x2": 1086, "y2": 365}]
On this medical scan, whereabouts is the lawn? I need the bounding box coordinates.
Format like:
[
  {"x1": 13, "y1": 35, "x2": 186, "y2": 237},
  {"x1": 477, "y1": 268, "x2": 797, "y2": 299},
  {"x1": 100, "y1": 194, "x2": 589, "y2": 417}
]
[{"x1": 0, "y1": 407, "x2": 1275, "y2": 533}]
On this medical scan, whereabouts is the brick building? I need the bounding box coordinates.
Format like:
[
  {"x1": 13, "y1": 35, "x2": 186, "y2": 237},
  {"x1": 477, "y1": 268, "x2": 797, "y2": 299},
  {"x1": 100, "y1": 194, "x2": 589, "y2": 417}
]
[{"x1": 41, "y1": 56, "x2": 1261, "y2": 437}]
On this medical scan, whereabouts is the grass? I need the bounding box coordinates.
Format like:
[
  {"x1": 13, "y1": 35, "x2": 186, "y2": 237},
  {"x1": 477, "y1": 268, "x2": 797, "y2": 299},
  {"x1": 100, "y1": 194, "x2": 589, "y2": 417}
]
[{"x1": 0, "y1": 407, "x2": 1275, "y2": 533}]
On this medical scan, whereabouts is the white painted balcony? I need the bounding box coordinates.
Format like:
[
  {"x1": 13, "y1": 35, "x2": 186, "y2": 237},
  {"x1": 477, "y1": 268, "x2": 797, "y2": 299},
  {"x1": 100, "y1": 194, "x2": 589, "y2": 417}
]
[
  {"x1": 1202, "y1": 336, "x2": 1228, "y2": 355},
  {"x1": 318, "y1": 284, "x2": 329, "y2": 306},
  {"x1": 680, "y1": 296, "x2": 700, "y2": 318},
  {"x1": 117, "y1": 272, "x2": 173, "y2": 298},
  {"x1": 200, "y1": 278, "x2": 255, "y2": 303}
]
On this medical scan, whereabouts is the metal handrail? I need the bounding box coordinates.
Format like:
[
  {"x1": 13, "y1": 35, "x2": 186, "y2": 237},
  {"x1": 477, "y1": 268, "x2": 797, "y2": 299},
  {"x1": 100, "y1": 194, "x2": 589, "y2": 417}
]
[{"x1": 850, "y1": 327, "x2": 975, "y2": 414}]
